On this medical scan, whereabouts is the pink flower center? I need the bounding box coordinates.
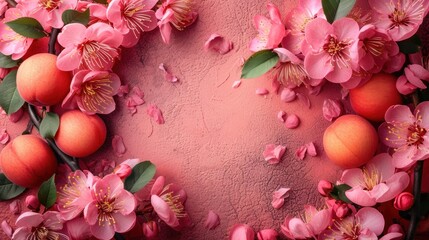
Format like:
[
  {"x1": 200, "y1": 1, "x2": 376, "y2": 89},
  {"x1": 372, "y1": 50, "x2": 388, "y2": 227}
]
[
  {"x1": 38, "y1": 0, "x2": 61, "y2": 11},
  {"x1": 329, "y1": 217, "x2": 361, "y2": 239},
  {"x1": 165, "y1": 0, "x2": 194, "y2": 30},
  {"x1": 95, "y1": 188, "x2": 118, "y2": 226},
  {"x1": 122, "y1": 0, "x2": 154, "y2": 35},
  {"x1": 78, "y1": 41, "x2": 119, "y2": 70},
  {"x1": 362, "y1": 166, "x2": 381, "y2": 191},
  {"x1": 271, "y1": 62, "x2": 307, "y2": 87},
  {"x1": 160, "y1": 185, "x2": 186, "y2": 218},
  {"x1": 363, "y1": 37, "x2": 385, "y2": 57},
  {"x1": 29, "y1": 226, "x2": 59, "y2": 240},
  {"x1": 388, "y1": 8, "x2": 410, "y2": 28},
  {"x1": 323, "y1": 35, "x2": 351, "y2": 68},
  {"x1": 80, "y1": 77, "x2": 114, "y2": 112},
  {"x1": 58, "y1": 174, "x2": 87, "y2": 209},
  {"x1": 407, "y1": 123, "x2": 427, "y2": 146}
]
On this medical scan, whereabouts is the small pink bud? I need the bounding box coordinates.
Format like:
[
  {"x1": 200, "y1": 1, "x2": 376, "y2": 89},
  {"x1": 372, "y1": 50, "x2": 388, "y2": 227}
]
[
  {"x1": 113, "y1": 164, "x2": 132, "y2": 179},
  {"x1": 317, "y1": 180, "x2": 333, "y2": 197},
  {"x1": 334, "y1": 203, "x2": 350, "y2": 218},
  {"x1": 257, "y1": 229, "x2": 278, "y2": 240},
  {"x1": 9, "y1": 200, "x2": 21, "y2": 215},
  {"x1": 387, "y1": 224, "x2": 404, "y2": 234},
  {"x1": 229, "y1": 224, "x2": 255, "y2": 240},
  {"x1": 25, "y1": 195, "x2": 40, "y2": 211},
  {"x1": 142, "y1": 221, "x2": 159, "y2": 239},
  {"x1": 394, "y1": 192, "x2": 414, "y2": 211}
]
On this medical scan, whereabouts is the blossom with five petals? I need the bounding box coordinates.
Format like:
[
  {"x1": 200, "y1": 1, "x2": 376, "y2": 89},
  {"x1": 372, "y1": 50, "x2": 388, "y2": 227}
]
[
  {"x1": 379, "y1": 102, "x2": 429, "y2": 168},
  {"x1": 57, "y1": 22, "x2": 123, "y2": 71},
  {"x1": 341, "y1": 153, "x2": 410, "y2": 206},
  {"x1": 107, "y1": 0, "x2": 158, "y2": 47},
  {"x1": 20, "y1": 0, "x2": 78, "y2": 28},
  {"x1": 84, "y1": 174, "x2": 137, "y2": 240},
  {"x1": 12, "y1": 211, "x2": 69, "y2": 240}
]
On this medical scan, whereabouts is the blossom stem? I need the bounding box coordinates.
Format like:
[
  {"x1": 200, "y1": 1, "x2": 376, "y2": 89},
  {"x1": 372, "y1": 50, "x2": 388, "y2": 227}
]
[
  {"x1": 6, "y1": 0, "x2": 16, "y2": 7},
  {"x1": 48, "y1": 28, "x2": 60, "y2": 55},
  {"x1": 27, "y1": 104, "x2": 79, "y2": 171},
  {"x1": 406, "y1": 160, "x2": 424, "y2": 240}
]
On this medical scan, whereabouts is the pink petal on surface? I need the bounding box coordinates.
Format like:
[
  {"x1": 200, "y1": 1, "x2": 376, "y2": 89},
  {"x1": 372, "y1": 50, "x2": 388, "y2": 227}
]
[
  {"x1": 232, "y1": 80, "x2": 241, "y2": 88},
  {"x1": 305, "y1": 142, "x2": 317, "y2": 157},
  {"x1": 285, "y1": 114, "x2": 300, "y2": 129},
  {"x1": 323, "y1": 99, "x2": 343, "y2": 121},
  {"x1": 277, "y1": 111, "x2": 286, "y2": 122},
  {"x1": 263, "y1": 144, "x2": 286, "y2": 165},
  {"x1": 117, "y1": 84, "x2": 129, "y2": 97},
  {"x1": 280, "y1": 88, "x2": 296, "y2": 102},
  {"x1": 9, "y1": 200, "x2": 21, "y2": 215},
  {"x1": 126, "y1": 86, "x2": 145, "y2": 115},
  {"x1": 229, "y1": 224, "x2": 255, "y2": 240},
  {"x1": 159, "y1": 63, "x2": 178, "y2": 83},
  {"x1": 272, "y1": 188, "x2": 290, "y2": 209},
  {"x1": 1, "y1": 220, "x2": 12, "y2": 238},
  {"x1": 204, "y1": 34, "x2": 233, "y2": 55},
  {"x1": 204, "y1": 210, "x2": 220, "y2": 230},
  {"x1": 256, "y1": 88, "x2": 269, "y2": 95},
  {"x1": 146, "y1": 104, "x2": 165, "y2": 124},
  {"x1": 295, "y1": 145, "x2": 307, "y2": 160},
  {"x1": 356, "y1": 207, "x2": 385, "y2": 236},
  {"x1": 112, "y1": 135, "x2": 126, "y2": 157},
  {"x1": 257, "y1": 229, "x2": 278, "y2": 240},
  {"x1": 297, "y1": 93, "x2": 311, "y2": 108},
  {"x1": 0, "y1": 129, "x2": 9, "y2": 145}
]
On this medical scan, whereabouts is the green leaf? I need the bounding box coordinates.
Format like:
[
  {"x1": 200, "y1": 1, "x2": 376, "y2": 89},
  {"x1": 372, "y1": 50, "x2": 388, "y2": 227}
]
[
  {"x1": 241, "y1": 50, "x2": 279, "y2": 79},
  {"x1": 124, "y1": 161, "x2": 156, "y2": 193},
  {"x1": 398, "y1": 35, "x2": 422, "y2": 54},
  {"x1": 0, "y1": 70, "x2": 25, "y2": 114},
  {"x1": 330, "y1": 184, "x2": 352, "y2": 203},
  {"x1": 39, "y1": 112, "x2": 60, "y2": 139},
  {"x1": 0, "y1": 53, "x2": 18, "y2": 68},
  {"x1": 38, "y1": 175, "x2": 56, "y2": 209},
  {"x1": 62, "y1": 9, "x2": 90, "y2": 26},
  {"x1": 322, "y1": 0, "x2": 356, "y2": 23},
  {"x1": 0, "y1": 174, "x2": 26, "y2": 201},
  {"x1": 5, "y1": 17, "x2": 47, "y2": 39}
]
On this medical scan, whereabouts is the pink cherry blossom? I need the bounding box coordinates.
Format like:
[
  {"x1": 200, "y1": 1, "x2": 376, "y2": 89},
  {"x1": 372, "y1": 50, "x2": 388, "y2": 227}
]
[
  {"x1": 271, "y1": 48, "x2": 312, "y2": 88},
  {"x1": 249, "y1": 3, "x2": 285, "y2": 52},
  {"x1": 204, "y1": 33, "x2": 233, "y2": 55},
  {"x1": 257, "y1": 229, "x2": 278, "y2": 240},
  {"x1": 304, "y1": 18, "x2": 360, "y2": 83},
  {"x1": 62, "y1": 70, "x2": 121, "y2": 114},
  {"x1": 263, "y1": 144, "x2": 286, "y2": 165},
  {"x1": 107, "y1": 0, "x2": 158, "y2": 48},
  {"x1": 397, "y1": 64, "x2": 429, "y2": 92},
  {"x1": 379, "y1": 102, "x2": 429, "y2": 168},
  {"x1": 150, "y1": 176, "x2": 191, "y2": 230},
  {"x1": 271, "y1": 187, "x2": 290, "y2": 209},
  {"x1": 322, "y1": 207, "x2": 384, "y2": 239},
  {"x1": 20, "y1": 0, "x2": 77, "y2": 28},
  {"x1": 204, "y1": 210, "x2": 220, "y2": 230},
  {"x1": 12, "y1": 211, "x2": 69, "y2": 240},
  {"x1": 229, "y1": 224, "x2": 255, "y2": 240},
  {"x1": 370, "y1": 0, "x2": 428, "y2": 41},
  {"x1": 84, "y1": 174, "x2": 137, "y2": 240},
  {"x1": 281, "y1": 205, "x2": 331, "y2": 239},
  {"x1": 282, "y1": 0, "x2": 324, "y2": 54},
  {"x1": 341, "y1": 153, "x2": 410, "y2": 206},
  {"x1": 57, "y1": 22, "x2": 123, "y2": 71},
  {"x1": 155, "y1": 0, "x2": 198, "y2": 44},
  {"x1": 77, "y1": 2, "x2": 109, "y2": 25},
  {"x1": 57, "y1": 170, "x2": 95, "y2": 221}
]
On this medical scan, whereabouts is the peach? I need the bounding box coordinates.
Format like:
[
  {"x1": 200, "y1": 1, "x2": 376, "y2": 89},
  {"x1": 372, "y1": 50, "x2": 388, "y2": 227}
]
[
  {"x1": 55, "y1": 110, "x2": 107, "y2": 158},
  {"x1": 349, "y1": 73, "x2": 402, "y2": 122},
  {"x1": 0, "y1": 135, "x2": 57, "y2": 188},
  {"x1": 16, "y1": 53, "x2": 72, "y2": 106},
  {"x1": 323, "y1": 114, "x2": 378, "y2": 168}
]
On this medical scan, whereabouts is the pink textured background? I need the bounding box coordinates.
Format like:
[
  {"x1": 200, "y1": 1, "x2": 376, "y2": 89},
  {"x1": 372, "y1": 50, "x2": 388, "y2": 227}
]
[{"x1": 0, "y1": 0, "x2": 345, "y2": 239}]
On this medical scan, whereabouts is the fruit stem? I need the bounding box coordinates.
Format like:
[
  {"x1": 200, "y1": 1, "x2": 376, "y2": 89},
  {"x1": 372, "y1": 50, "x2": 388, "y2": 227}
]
[
  {"x1": 27, "y1": 104, "x2": 79, "y2": 171},
  {"x1": 406, "y1": 161, "x2": 424, "y2": 240},
  {"x1": 6, "y1": 0, "x2": 16, "y2": 7},
  {"x1": 48, "y1": 28, "x2": 60, "y2": 55}
]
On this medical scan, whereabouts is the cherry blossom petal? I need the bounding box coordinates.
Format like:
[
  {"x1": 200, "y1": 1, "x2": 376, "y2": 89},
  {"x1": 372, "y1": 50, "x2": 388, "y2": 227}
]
[
  {"x1": 280, "y1": 88, "x2": 296, "y2": 102},
  {"x1": 15, "y1": 212, "x2": 43, "y2": 228},
  {"x1": 204, "y1": 210, "x2": 220, "y2": 230},
  {"x1": 297, "y1": 93, "x2": 311, "y2": 108},
  {"x1": 146, "y1": 104, "x2": 165, "y2": 124},
  {"x1": 112, "y1": 135, "x2": 126, "y2": 157},
  {"x1": 306, "y1": 142, "x2": 317, "y2": 157},
  {"x1": 256, "y1": 88, "x2": 269, "y2": 95},
  {"x1": 9, "y1": 200, "x2": 21, "y2": 214},
  {"x1": 232, "y1": 80, "x2": 241, "y2": 88},
  {"x1": 285, "y1": 114, "x2": 300, "y2": 129},
  {"x1": 257, "y1": 229, "x2": 278, "y2": 240},
  {"x1": 204, "y1": 34, "x2": 233, "y2": 55},
  {"x1": 0, "y1": 129, "x2": 9, "y2": 145},
  {"x1": 229, "y1": 224, "x2": 255, "y2": 240},
  {"x1": 277, "y1": 111, "x2": 286, "y2": 122},
  {"x1": 112, "y1": 212, "x2": 136, "y2": 233},
  {"x1": 345, "y1": 187, "x2": 377, "y2": 206},
  {"x1": 1, "y1": 220, "x2": 12, "y2": 238},
  {"x1": 377, "y1": 172, "x2": 410, "y2": 202},
  {"x1": 308, "y1": 208, "x2": 331, "y2": 235},
  {"x1": 295, "y1": 145, "x2": 307, "y2": 160},
  {"x1": 304, "y1": 52, "x2": 334, "y2": 80},
  {"x1": 415, "y1": 101, "x2": 429, "y2": 129},
  {"x1": 271, "y1": 188, "x2": 290, "y2": 209},
  {"x1": 288, "y1": 218, "x2": 312, "y2": 239},
  {"x1": 323, "y1": 99, "x2": 342, "y2": 121},
  {"x1": 356, "y1": 207, "x2": 385, "y2": 236},
  {"x1": 159, "y1": 63, "x2": 178, "y2": 83},
  {"x1": 263, "y1": 144, "x2": 286, "y2": 165},
  {"x1": 89, "y1": 220, "x2": 115, "y2": 240}
]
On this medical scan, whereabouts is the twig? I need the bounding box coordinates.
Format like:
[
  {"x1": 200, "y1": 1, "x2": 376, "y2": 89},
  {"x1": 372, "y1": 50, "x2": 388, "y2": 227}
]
[
  {"x1": 6, "y1": 0, "x2": 16, "y2": 7},
  {"x1": 48, "y1": 28, "x2": 60, "y2": 55},
  {"x1": 406, "y1": 161, "x2": 424, "y2": 240}
]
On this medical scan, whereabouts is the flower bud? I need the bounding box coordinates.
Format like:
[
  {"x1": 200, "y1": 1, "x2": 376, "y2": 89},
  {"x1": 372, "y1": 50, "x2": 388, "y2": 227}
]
[
  {"x1": 25, "y1": 195, "x2": 40, "y2": 211},
  {"x1": 334, "y1": 203, "x2": 350, "y2": 218},
  {"x1": 230, "y1": 224, "x2": 255, "y2": 240},
  {"x1": 113, "y1": 164, "x2": 132, "y2": 179},
  {"x1": 387, "y1": 224, "x2": 404, "y2": 234},
  {"x1": 257, "y1": 229, "x2": 278, "y2": 240},
  {"x1": 394, "y1": 192, "x2": 414, "y2": 211},
  {"x1": 142, "y1": 221, "x2": 159, "y2": 239},
  {"x1": 317, "y1": 180, "x2": 333, "y2": 197}
]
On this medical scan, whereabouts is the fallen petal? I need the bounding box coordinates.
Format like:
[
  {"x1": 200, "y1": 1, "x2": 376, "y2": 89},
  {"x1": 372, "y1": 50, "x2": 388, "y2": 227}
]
[
  {"x1": 256, "y1": 88, "x2": 269, "y2": 95},
  {"x1": 263, "y1": 144, "x2": 286, "y2": 165},
  {"x1": 297, "y1": 93, "x2": 311, "y2": 108},
  {"x1": 323, "y1": 99, "x2": 342, "y2": 121},
  {"x1": 280, "y1": 88, "x2": 296, "y2": 102},
  {"x1": 9, "y1": 200, "x2": 21, "y2": 215},
  {"x1": 159, "y1": 63, "x2": 178, "y2": 83},
  {"x1": 229, "y1": 224, "x2": 255, "y2": 240},
  {"x1": 117, "y1": 84, "x2": 129, "y2": 97},
  {"x1": 295, "y1": 145, "x2": 307, "y2": 160},
  {"x1": 1, "y1": 220, "x2": 12, "y2": 238},
  {"x1": 285, "y1": 114, "x2": 300, "y2": 129},
  {"x1": 0, "y1": 129, "x2": 9, "y2": 145},
  {"x1": 147, "y1": 104, "x2": 165, "y2": 124},
  {"x1": 277, "y1": 111, "x2": 286, "y2": 122},
  {"x1": 232, "y1": 80, "x2": 242, "y2": 88},
  {"x1": 204, "y1": 34, "x2": 233, "y2": 55},
  {"x1": 112, "y1": 135, "x2": 126, "y2": 157},
  {"x1": 257, "y1": 229, "x2": 278, "y2": 240},
  {"x1": 305, "y1": 142, "x2": 317, "y2": 157},
  {"x1": 204, "y1": 210, "x2": 220, "y2": 230}
]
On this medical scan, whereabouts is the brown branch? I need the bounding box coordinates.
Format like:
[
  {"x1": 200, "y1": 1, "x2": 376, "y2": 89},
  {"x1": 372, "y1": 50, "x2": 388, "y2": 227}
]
[{"x1": 6, "y1": 0, "x2": 17, "y2": 7}]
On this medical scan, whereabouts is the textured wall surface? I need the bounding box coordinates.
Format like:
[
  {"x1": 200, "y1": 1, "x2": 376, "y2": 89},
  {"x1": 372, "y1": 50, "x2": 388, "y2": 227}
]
[{"x1": 0, "y1": 0, "x2": 346, "y2": 239}]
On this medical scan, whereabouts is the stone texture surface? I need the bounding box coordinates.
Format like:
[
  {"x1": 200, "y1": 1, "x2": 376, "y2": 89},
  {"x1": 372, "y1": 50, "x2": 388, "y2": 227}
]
[{"x1": 0, "y1": 0, "x2": 345, "y2": 239}]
